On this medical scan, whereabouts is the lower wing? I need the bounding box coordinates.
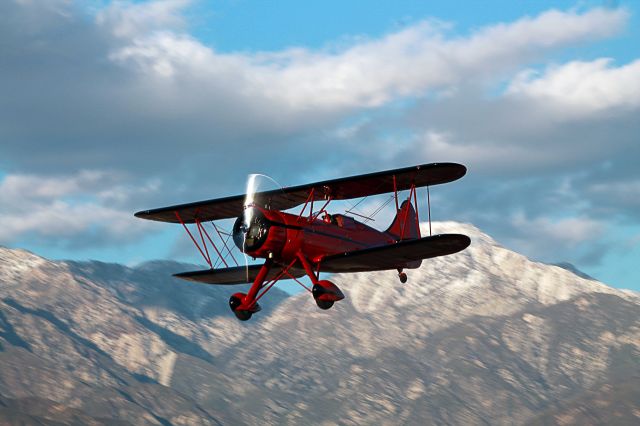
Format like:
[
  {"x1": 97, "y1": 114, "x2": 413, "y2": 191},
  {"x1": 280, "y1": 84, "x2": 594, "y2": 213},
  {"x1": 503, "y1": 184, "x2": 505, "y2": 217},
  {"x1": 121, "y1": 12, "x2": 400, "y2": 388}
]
[
  {"x1": 172, "y1": 234, "x2": 470, "y2": 284},
  {"x1": 174, "y1": 264, "x2": 306, "y2": 285},
  {"x1": 319, "y1": 234, "x2": 470, "y2": 273}
]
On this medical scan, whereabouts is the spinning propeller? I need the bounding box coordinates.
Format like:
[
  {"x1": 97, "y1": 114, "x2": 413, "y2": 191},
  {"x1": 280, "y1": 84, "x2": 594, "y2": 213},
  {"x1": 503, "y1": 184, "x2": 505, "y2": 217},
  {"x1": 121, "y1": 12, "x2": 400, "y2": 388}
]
[{"x1": 234, "y1": 174, "x2": 284, "y2": 281}]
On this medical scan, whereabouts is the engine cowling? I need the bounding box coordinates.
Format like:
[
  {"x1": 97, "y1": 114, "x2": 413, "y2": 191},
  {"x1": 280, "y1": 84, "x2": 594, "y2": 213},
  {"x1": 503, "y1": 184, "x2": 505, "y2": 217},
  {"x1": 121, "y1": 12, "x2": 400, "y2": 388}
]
[{"x1": 232, "y1": 207, "x2": 286, "y2": 259}]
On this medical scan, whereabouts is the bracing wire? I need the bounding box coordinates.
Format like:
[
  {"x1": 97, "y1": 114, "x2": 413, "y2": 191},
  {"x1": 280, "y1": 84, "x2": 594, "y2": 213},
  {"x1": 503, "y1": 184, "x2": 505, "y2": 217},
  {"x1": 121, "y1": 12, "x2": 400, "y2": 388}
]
[{"x1": 362, "y1": 195, "x2": 395, "y2": 224}]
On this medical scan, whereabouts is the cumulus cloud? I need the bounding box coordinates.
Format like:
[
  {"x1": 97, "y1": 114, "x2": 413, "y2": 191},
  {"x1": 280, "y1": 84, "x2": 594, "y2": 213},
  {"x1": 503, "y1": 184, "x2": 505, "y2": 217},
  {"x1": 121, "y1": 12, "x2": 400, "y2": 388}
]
[
  {"x1": 0, "y1": 1, "x2": 630, "y2": 179},
  {"x1": 459, "y1": 211, "x2": 609, "y2": 265},
  {"x1": 0, "y1": 170, "x2": 114, "y2": 202},
  {"x1": 377, "y1": 52, "x2": 640, "y2": 267},
  {"x1": 0, "y1": 201, "x2": 134, "y2": 244},
  {"x1": 0, "y1": 171, "x2": 155, "y2": 247},
  {"x1": 105, "y1": 6, "x2": 628, "y2": 111},
  {"x1": 96, "y1": 0, "x2": 189, "y2": 38},
  {"x1": 507, "y1": 58, "x2": 640, "y2": 118},
  {"x1": 511, "y1": 213, "x2": 605, "y2": 246}
]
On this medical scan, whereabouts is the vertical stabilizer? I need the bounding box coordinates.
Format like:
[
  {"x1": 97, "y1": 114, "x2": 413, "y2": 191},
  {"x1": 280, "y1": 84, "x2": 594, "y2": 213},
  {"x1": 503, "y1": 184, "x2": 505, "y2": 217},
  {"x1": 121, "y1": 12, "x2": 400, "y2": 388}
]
[{"x1": 385, "y1": 200, "x2": 421, "y2": 241}]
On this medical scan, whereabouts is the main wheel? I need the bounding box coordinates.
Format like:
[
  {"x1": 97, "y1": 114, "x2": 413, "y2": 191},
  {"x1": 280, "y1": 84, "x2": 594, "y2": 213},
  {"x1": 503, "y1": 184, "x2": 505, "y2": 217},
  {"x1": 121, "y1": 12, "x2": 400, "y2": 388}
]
[
  {"x1": 316, "y1": 299, "x2": 334, "y2": 310},
  {"x1": 312, "y1": 280, "x2": 343, "y2": 310},
  {"x1": 399, "y1": 272, "x2": 408, "y2": 284},
  {"x1": 229, "y1": 293, "x2": 253, "y2": 321},
  {"x1": 234, "y1": 310, "x2": 253, "y2": 321}
]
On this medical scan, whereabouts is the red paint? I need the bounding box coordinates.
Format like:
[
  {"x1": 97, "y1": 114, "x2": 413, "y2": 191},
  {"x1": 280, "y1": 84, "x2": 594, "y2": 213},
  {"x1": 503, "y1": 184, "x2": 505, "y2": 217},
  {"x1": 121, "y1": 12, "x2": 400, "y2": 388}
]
[
  {"x1": 245, "y1": 207, "x2": 391, "y2": 264},
  {"x1": 226, "y1": 201, "x2": 419, "y2": 316}
]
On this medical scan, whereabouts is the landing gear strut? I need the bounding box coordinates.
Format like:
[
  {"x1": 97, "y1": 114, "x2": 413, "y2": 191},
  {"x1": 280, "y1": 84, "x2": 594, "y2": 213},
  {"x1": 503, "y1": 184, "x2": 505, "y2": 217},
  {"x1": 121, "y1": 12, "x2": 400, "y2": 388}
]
[{"x1": 228, "y1": 260, "x2": 272, "y2": 321}]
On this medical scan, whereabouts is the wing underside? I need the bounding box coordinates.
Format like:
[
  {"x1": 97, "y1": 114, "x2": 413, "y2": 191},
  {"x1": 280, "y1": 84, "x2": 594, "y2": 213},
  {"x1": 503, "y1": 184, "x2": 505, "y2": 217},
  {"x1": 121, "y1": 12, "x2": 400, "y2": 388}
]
[
  {"x1": 174, "y1": 264, "x2": 307, "y2": 285},
  {"x1": 135, "y1": 162, "x2": 466, "y2": 223},
  {"x1": 319, "y1": 234, "x2": 471, "y2": 273}
]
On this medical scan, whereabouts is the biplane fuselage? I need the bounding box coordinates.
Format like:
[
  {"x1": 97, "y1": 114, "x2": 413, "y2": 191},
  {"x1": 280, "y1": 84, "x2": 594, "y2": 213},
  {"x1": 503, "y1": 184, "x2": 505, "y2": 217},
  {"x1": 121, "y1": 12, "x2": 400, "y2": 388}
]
[
  {"x1": 135, "y1": 163, "x2": 471, "y2": 321},
  {"x1": 234, "y1": 206, "x2": 392, "y2": 264}
]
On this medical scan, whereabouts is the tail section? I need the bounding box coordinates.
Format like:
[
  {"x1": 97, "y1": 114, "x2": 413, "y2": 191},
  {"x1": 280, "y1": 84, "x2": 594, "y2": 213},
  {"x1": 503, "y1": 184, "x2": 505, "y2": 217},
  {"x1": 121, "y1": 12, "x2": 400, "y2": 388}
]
[{"x1": 385, "y1": 200, "x2": 421, "y2": 241}]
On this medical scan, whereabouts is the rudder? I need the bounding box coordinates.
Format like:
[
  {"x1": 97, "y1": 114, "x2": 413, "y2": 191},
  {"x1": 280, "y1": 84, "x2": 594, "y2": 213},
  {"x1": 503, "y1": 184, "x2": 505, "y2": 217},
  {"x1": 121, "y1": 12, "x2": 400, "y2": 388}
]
[{"x1": 385, "y1": 200, "x2": 421, "y2": 241}]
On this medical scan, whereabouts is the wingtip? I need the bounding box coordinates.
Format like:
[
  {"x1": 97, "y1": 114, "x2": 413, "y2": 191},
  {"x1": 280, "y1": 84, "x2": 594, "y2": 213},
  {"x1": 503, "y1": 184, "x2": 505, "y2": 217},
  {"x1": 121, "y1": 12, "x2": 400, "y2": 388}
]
[
  {"x1": 134, "y1": 210, "x2": 156, "y2": 220},
  {"x1": 449, "y1": 162, "x2": 467, "y2": 178}
]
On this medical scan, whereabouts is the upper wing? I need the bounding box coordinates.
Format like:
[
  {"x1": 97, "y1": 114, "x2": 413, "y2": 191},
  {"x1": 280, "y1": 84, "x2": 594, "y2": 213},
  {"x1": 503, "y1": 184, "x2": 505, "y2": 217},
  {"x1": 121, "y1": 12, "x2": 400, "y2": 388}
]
[
  {"x1": 319, "y1": 234, "x2": 470, "y2": 273},
  {"x1": 173, "y1": 264, "x2": 306, "y2": 285},
  {"x1": 134, "y1": 162, "x2": 466, "y2": 223}
]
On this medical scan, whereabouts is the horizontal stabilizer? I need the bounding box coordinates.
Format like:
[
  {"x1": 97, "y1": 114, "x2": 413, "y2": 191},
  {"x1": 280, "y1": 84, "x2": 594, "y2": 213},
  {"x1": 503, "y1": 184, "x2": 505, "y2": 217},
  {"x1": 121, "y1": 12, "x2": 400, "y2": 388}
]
[
  {"x1": 320, "y1": 234, "x2": 470, "y2": 273},
  {"x1": 174, "y1": 264, "x2": 306, "y2": 285}
]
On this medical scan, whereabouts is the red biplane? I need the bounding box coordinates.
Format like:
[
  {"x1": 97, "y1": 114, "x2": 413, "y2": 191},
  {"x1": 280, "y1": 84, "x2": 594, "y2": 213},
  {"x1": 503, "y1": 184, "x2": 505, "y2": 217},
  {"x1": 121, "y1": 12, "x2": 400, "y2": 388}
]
[{"x1": 135, "y1": 163, "x2": 470, "y2": 321}]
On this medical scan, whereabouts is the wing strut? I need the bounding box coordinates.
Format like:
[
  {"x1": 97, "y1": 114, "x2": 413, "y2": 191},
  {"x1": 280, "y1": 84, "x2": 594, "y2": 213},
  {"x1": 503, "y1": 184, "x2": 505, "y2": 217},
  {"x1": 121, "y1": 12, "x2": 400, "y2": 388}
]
[
  {"x1": 176, "y1": 211, "x2": 213, "y2": 268},
  {"x1": 211, "y1": 222, "x2": 239, "y2": 267},
  {"x1": 174, "y1": 211, "x2": 233, "y2": 269},
  {"x1": 427, "y1": 185, "x2": 432, "y2": 236}
]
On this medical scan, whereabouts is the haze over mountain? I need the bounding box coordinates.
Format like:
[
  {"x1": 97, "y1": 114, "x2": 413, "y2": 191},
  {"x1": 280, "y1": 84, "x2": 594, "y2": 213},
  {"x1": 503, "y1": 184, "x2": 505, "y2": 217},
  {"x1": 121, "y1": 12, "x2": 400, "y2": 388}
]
[{"x1": 0, "y1": 222, "x2": 638, "y2": 425}]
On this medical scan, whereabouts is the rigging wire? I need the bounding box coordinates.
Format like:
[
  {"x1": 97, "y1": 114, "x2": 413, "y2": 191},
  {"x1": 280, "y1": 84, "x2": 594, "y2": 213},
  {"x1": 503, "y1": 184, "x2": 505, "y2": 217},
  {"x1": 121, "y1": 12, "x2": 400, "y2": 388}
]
[
  {"x1": 363, "y1": 195, "x2": 394, "y2": 224},
  {"x1": 213, "y1": 224, "x2": 236, "y2": 269}
]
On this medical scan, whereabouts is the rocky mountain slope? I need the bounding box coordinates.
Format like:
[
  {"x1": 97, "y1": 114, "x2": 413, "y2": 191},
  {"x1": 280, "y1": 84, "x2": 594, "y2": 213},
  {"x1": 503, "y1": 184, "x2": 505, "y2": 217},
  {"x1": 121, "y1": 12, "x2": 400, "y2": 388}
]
[
  {"x1": 0, "y1": 253, "x2": 287, "y2": 425},
  {"x1": 0, "y1": 222, "x2": 638, "y2": 425}
]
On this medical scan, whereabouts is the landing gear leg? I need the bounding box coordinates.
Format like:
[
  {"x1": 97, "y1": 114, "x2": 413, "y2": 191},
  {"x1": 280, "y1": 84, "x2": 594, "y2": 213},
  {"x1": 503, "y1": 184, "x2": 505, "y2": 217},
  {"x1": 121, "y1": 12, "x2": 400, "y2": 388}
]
[{"x1": 229, "y1": 259, "x2": 272, "y2": 321}]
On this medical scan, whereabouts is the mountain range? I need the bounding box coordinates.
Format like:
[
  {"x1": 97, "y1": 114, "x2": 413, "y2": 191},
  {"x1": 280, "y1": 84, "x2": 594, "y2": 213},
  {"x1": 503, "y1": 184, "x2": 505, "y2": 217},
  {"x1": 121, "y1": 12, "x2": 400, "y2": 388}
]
[{"x1": 1, "y1": 222, "x2": 638, "y2": 425}]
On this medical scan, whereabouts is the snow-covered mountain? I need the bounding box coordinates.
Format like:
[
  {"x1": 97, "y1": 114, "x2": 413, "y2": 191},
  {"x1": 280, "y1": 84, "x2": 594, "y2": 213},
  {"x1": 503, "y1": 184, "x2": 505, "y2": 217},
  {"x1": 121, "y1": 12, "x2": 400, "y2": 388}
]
[{"x1": 0, "y1": 222, "x2": 638, "y2": 425}]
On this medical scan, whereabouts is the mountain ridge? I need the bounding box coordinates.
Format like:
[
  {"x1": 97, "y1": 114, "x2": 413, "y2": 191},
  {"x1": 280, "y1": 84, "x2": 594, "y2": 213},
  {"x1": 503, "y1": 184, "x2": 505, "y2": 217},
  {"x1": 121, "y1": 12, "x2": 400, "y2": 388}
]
[{"x1": 1, "y1": 222, "x2": 638, "y2": 425}]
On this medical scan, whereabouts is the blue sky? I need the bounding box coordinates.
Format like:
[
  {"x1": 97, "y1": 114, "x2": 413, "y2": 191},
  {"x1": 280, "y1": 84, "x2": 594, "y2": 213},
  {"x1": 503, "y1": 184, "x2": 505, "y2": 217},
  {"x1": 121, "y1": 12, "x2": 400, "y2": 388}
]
[
  {"x1": 1, "y1": 0, "x2": 639, "y2": 292},
  {"x1": 191, "y1": 1, "x2": 563, "y2": 51}
]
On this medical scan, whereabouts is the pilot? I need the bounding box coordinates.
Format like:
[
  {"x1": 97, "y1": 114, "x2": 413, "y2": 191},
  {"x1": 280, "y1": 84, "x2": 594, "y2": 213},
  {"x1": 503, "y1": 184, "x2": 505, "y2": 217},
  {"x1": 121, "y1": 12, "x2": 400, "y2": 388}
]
[{"x1": 323, "y1": 213, "x2": 332, "y2": 224}]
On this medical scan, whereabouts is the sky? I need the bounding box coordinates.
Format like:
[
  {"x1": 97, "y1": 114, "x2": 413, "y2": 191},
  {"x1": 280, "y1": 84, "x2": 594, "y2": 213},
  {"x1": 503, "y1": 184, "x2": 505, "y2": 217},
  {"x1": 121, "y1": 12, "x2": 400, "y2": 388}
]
[{"x1": 1, "y1": 0, "x2": 639, "y2": 291}]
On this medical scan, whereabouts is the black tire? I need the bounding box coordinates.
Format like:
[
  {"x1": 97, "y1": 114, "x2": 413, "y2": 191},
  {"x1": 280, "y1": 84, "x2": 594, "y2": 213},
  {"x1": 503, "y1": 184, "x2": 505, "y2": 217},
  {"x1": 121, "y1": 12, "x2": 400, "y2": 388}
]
[
  {"x1": 234, "y1": 310, "x2": 253, "y2": 321},
  {"x1": 399, "y1": 272, "x2": 407, "y2": 284},
  {"x1": 316, "y1": 299, "x2": 334, "y2": 310}
]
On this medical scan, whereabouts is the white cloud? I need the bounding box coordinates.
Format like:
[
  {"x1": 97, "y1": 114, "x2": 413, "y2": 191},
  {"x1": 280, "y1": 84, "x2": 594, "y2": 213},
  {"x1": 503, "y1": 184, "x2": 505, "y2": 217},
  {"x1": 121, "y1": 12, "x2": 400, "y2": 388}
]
[
  {"x1": 0, "y1": 171, "x2": 153, "y2": 246},
  {"x1": 394, "y1": 55, "x2": 640, "y2": 177},
  {"x1": 96, "y1": 0, "x2": 189, "y2": 38},
  {"x1": 107, "y1": 6, "x2": 628, "y2": 112},
  {"x1": 0, "y1": 200, "x2": 134, "y2": 241},
  {"x1": 1, "y1": 2, "x2": 630, "y2": 181},
  {"x1": 507, "y1": 58, "x2": 640, "y2": 118},
  {"x1": 0, "y1": 170, "x2": 112, "y2": 202},
  {"x1": 496, "y1": 213, "x2": 608, "y2": 265},
  {"x1": 417, "y1": 130, "x2": 555, "y2": 173},
  {"x1": 511, "y1": 213, "x2": 605, "y2": 246}
]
